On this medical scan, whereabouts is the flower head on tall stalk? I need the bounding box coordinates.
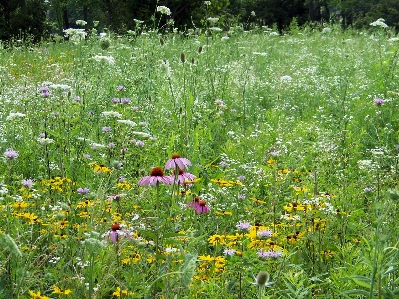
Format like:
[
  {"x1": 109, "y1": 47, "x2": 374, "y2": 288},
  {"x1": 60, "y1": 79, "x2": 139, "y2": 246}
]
[
  {"x1": 188, "y1": 197, "x2": 210, "y2": 214},
  {"x1": 165, "y1": 153, "x2": 191, "y2": 170},
  {"x1": 3, "y1": 149, "x2": 18, "y2": 159},
  {"x1": 169, "y1": 168, "x2": 196, "y2": 184},
  {"x1": 106, "y1": 223, "x2": 130, "y2": 244},
  {"x1": 138, "y1": 167, "x2": 171, "y2": 186}
]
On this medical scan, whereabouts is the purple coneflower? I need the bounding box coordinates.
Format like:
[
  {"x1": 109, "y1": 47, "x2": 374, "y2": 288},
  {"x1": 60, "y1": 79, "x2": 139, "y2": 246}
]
[
  {"x1": 165, "y1": 153, "x2": 191, "y2": 170},
  {"x1": 138, "y1": 167, "x2": 171, "y2": 186},
  {"x1": 106, "y1": 223, "x2": 130, "y2": 244},
  {"x1": 112, "y1": 98, "x2": 120, "y2": 103},
  {"x1": 187, "y1": 197, "x2": 210, "y2": 214},
  {"x1": 4, "y1": 149, "x2": 18, "y2": 159},
  {"x1": 169, "y1": 168, "x2": 196, "y2": 184}
]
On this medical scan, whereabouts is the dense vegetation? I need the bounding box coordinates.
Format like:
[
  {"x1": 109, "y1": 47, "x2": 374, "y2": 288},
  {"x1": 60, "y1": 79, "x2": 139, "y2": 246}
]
[
  {"x1": 1, "y1": 0, "x2": 399, "y2": 41},
  {"x1": 1, "y1": 13, "x2": 399, "y2": 298}
]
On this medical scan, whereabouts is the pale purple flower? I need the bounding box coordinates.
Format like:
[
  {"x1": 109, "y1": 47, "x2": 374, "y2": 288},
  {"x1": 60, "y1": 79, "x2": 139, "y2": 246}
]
[
  {"x1": 117, "y1": 86, "x2": 126, "y2": 91},
  {"x1": 257, "y1": 230, "x2": 273, "y2": 238},
  {"x1": 102, "y1": 126, "x2": 111, "y2": 132},
  {"x1": 374, "y1": 98, "x2": 384, "y2": 106},
  {"x1": 118, "y1": 176, "x2": 126, "y2": 182},
  {"x1": 132, "y1": 106, "x2": 139, "y2": 111},
  {"x1": 165, "y1": 153, "x2": 192, "y2": 170},
  {"x1": 138, "y1": 167, "x2": 171, "y2": 186},
  {"x1": 219, "y1": 161, "x2": 229, "y2": 168},
  {"x1": 22, "y1": 179, "x2": 34, "y2": 188},
  {"x1": 238, "y1": 194, "x2": 246, "y2": 200},
  {"x1": 83, "y1": 154, "x2": 91, "y2": 159},
  {"x1": 108, "y1": 142, "x2": 115, "y2": 147},
  {"x1": 77, "y1": 187, "x2": 90, "y2": 195},
  {"x1": 39, "y1": 133, "x2": 46, "y2": 138},
  {"x1": 121, "y1": 98, "x2": 131, "y2": 104},
  {"x1": 257, "y1": 250, "x2": 282, "y2": 259},
  {"x1": 238, "y1": 175, "x2": 246, "y2": 181},
  {"x1": 41, "y1": 91, "x2": 50, "y2": 97},
  {"x1": 236, "y1": 221, "x2": 251, "y2": 231},
  {"x1": 112, "y1": 98, "x2": 120, "y2": 103},
  {"x1": 74, "y1": 96, "x2": 81, "y2": 102},
  {"x1": 223, "y1": 249, "x2": 236, "y2": 256},
  {"x1": 3, "y1": 149, "x2": 18, "y2": 159},
  {"x1": 135, "y1": 140, "x2": 145, "y2": 147},
  {"x1": 169, "y1": 169, "x2": 196, "y2": 184}
]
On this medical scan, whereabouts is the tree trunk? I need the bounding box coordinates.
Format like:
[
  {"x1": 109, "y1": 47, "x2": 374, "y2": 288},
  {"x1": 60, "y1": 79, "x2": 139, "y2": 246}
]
[
  {"x1": 63, "y1": 8, "x2": 69, "y2": 29},
  {"x1": 83, "y1": 6, "x2": 88, "y2": 22},
  {"x1": 107, "y1": 0, "x2": 112, "y2": 28}
]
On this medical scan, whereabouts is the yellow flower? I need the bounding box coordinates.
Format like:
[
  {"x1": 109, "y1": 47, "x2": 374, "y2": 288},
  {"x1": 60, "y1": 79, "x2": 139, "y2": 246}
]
[
  {"x1": 208, "y1": 234, "x2": 226, "y2": 246},
  {"x1": 89, "y1": 162, "x2": 112, "y2": 174},
  {"x1": 53, "y1": 285, "x2": 72, "y2": 295},
  {"x1": 29, "y1": 290, "x2": 50, "y2": 299}
]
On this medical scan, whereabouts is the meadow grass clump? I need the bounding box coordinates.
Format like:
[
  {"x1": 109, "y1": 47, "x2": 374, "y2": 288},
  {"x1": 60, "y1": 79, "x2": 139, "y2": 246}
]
[{"x1": 0, "y1": 21, "x2": 399, "y2": 298}]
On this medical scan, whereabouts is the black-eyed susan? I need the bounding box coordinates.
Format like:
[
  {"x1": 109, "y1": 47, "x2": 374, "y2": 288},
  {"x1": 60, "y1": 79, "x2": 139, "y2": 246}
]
[{"x1": 53, "y1": 285, "x2": 72, "y2": 295}]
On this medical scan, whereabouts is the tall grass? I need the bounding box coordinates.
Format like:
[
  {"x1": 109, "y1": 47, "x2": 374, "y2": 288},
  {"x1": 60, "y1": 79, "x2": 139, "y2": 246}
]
[{"x1": 1, "y1": 19, "x2": 399, "y2": 298}]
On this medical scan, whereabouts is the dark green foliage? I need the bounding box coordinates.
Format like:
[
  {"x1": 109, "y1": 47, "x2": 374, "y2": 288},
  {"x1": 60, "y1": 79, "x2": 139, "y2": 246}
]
[
  {"x1": 0, "y1": 0, "x2": 49, "y2": 42},
  {"x1": 1, "y1": 0, "x2": 399, "y2": 41}
]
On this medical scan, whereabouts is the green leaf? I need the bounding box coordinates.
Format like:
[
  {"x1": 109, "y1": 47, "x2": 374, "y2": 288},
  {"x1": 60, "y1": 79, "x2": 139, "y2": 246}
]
[{"x1": 350, "y1": 275, "x2": 371, "y2": 289}]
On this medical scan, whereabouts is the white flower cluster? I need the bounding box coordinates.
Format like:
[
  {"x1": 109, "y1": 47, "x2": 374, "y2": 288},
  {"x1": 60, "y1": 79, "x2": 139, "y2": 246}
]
[
  {"x1": 63, "y1": 28, "x2": 87, "y2": 42},
  {"x1": 76, "y1": 20, "x2": 87, "y2": 26},
  {"x1": 91, "y1": 55, "x2": 115, "y2": 64},
  {"x1": 6, "y1": 112, "x2": 26, "y2": 120},
  {"x1": 157, "y1": 6, "x2": 171, "y2": 16},
  {"x1": 370, "y1": 18, "x2": 388, "y2": 28},
  {"x1": 101, "y1": 111, "x2": 122, "y2": 118}
]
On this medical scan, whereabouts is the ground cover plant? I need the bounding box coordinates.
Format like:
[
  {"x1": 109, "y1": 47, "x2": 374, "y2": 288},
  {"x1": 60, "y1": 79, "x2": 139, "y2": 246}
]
[{"x1": 1, "y1": 13, "x2": 399, "y2": 299}]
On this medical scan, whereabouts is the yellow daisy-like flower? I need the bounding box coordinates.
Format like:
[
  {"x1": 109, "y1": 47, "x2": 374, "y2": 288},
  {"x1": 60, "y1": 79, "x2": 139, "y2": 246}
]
[
  {"x1": 208, "y1": 234, "x2": 226, "y2": 246},
  {"x1": 89, "y1": 162, "x2": 112, "y2": 174},
  {"x1": 53, "y1": 285, "x2": 72, "y2": 295},
  {"x1": 29, "y1": 290, "x2": 50, "y2": 299}
]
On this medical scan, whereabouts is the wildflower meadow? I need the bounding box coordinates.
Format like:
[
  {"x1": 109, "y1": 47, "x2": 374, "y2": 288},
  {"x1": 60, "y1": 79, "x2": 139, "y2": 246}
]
[{"x1": 1, "y1": 15, "x2": 399, "y2": 299}]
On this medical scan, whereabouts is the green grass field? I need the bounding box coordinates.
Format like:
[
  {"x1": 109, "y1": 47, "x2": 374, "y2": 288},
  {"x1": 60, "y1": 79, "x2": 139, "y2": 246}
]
[{"x1": 1, "y1": 20, "x2": 399, "y2": 298}]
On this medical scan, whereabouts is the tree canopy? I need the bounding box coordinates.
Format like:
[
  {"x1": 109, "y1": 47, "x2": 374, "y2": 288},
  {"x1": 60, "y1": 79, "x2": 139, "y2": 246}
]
[{"x1": 1, "y1": 0, "x2": 398, "y2": 41}]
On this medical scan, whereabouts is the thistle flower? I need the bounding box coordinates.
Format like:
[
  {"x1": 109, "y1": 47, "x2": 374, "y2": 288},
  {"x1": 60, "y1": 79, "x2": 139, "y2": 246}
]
[
  {"x1": 254, "y1": 271, "x2": 270, "y2": 287},
  {"x1": 138, "y1": 167, "x2": 171, "y2": 186},
  {"x1": 165, "y1": 153, "x2": 192, "y2": 170}
]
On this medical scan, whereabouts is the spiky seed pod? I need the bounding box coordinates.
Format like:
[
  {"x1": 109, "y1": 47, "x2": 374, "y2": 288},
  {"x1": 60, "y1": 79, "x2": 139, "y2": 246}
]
[{"x1": 180, "y1": 52, "x2": 186, "y2": 63}]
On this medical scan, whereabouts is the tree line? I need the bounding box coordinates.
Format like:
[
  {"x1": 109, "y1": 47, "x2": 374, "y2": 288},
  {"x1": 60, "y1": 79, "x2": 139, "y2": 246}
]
[{"x1": 1, "y1": 0, "x2": 398, "y2": 41}]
